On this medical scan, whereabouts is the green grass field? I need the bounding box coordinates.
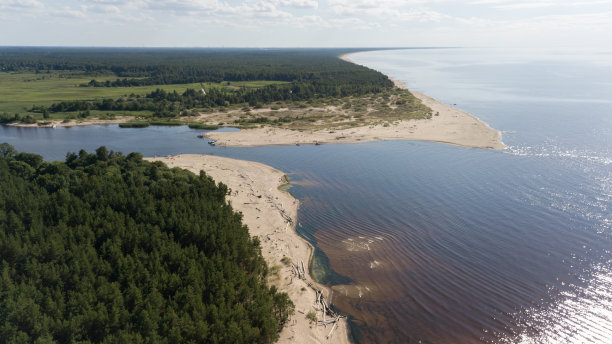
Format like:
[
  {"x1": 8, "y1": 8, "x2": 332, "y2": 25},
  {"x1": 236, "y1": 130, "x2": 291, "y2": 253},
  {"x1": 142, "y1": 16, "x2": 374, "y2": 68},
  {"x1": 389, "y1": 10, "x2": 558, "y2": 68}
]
[{"x1": 0, "y1": 71, "x2": 288, "y2": 116}]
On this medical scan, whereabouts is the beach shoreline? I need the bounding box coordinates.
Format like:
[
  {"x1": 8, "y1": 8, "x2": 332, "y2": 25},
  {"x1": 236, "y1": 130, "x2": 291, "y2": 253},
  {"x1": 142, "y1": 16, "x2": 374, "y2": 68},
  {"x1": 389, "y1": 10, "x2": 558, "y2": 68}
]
[{"x1": 144, "y1": 154, "x2": 351, "y2": 344}]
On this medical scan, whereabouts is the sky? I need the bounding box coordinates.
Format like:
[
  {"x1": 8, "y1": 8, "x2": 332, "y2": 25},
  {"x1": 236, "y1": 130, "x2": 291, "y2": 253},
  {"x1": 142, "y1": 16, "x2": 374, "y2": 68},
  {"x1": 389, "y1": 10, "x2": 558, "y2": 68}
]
[{"x1": 1, "y1": 0, "x2": 612, "y2": 48}]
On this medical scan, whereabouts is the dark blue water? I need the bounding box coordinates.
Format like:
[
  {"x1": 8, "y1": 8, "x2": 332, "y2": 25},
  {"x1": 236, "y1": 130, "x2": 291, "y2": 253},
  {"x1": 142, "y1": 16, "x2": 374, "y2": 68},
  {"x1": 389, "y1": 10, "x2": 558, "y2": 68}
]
[{"x1": 1, "y1": 48, "x2": 610, "y2": 343}]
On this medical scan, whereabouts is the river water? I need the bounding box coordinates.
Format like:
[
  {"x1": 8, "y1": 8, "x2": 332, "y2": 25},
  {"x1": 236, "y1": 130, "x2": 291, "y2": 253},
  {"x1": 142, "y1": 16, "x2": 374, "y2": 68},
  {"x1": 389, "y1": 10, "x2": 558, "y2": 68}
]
[{"x1": 1, "y1": 48, "x2": 610, "y2": 343}]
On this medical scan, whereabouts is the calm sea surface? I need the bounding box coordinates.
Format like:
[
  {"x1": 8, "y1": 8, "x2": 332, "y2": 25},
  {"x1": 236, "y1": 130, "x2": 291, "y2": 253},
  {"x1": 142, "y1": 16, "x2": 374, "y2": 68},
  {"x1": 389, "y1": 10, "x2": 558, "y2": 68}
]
[{"x1": 1, "y1": 48, "x2": 610, "y2": 343}]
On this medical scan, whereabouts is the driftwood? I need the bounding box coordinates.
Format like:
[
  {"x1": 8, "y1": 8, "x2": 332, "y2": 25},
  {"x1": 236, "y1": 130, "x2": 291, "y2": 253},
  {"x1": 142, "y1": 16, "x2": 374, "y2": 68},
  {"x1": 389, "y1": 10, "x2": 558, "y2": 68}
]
[
  {"x1": 322, "y1": 298, "x2": 326, "y2": 322},
  {"x1": 327, "y1": 316, "x2": 340, "y2": 339},
  {"x1": 288, "y1": 256, "x2": 346, "y2": 335},
  {"x1": 317, "y1": 320, "x2": 336, "y2": 325},
  {"x1": 293, "y1": 263, "x2": 306, "y2": 280},
  {"x1": 314, "y1": 287, "x2": 344, "y2": 337},
  {"x1": 268, "y1": 196, "x2": 292, "y2": 224}
]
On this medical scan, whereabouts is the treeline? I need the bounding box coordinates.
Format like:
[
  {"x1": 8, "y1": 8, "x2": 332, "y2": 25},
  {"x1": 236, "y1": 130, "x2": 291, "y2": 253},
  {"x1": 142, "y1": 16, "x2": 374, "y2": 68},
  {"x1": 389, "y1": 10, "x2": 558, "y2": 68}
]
[
  {"x1": 0, "y1": 144, "x2": 293, "y2": 343},
  {"x1": 0, "y1": 113, "x2": 37, "y2": 124},
  {"x1": 46, "y1": 78, "x2": 389, "y2": 117}
]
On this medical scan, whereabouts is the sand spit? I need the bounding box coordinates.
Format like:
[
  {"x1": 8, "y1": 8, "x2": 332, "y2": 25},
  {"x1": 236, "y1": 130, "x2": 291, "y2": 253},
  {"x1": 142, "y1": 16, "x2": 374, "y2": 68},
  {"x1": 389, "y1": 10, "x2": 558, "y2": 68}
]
[
  {"x1": 144, "y1": 154, "x2": 350, "y2": 344},
  {"x1": 206, "y1": 59, "x2": 504, "y2": 149},
  {"x1": 205, "y1": 88, "x2": 504, "y2": 149},
  {"x1": 191, "y1": 52, "x2": 503, "y2": 150}
]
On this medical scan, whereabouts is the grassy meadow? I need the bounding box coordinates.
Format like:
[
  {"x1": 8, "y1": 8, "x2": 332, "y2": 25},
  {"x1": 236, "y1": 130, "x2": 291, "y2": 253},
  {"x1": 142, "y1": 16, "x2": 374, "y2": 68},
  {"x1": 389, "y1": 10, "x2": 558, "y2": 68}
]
[{"x1": 0, "y1": 71, "x2": 287, "y2": 117}]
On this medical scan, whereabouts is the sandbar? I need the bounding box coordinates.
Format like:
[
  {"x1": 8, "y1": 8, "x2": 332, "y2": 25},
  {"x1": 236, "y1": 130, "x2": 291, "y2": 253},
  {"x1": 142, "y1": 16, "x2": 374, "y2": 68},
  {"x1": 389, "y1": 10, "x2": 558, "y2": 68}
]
[{"x1": 144, "y1": 154, "x2": 351, "y2": 344}]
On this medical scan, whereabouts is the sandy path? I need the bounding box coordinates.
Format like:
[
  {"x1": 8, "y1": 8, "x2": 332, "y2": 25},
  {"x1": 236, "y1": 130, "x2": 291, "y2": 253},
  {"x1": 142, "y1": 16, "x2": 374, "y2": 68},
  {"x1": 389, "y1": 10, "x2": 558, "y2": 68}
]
[{"x1": 144, "y1": 154, "x2": 351, "y2": 344}]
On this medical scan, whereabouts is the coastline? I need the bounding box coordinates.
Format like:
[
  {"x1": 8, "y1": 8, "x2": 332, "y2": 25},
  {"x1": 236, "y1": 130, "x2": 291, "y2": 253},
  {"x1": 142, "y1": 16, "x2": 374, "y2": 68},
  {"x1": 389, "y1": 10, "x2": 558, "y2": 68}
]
[
  {"x1": 144, "y1": 154, "x2": 351, "y2": 344},
  {"x1": 6, "y1": 52, "x2": 504, "y2": 150},
  {"x1": 9, "y1": 52, "x2": 505, "y2": 150}
]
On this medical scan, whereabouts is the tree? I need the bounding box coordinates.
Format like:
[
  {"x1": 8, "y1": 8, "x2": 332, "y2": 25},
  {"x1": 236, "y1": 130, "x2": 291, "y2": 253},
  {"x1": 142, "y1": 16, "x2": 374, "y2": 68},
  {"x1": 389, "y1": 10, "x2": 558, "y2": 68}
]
[{"x1": 0, "y1": 143, "x2": 16, "y2": 158}]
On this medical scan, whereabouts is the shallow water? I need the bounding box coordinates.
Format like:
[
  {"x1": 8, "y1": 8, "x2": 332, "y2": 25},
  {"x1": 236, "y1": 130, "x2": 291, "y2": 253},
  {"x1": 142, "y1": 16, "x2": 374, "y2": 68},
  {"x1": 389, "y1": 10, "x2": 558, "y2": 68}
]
[{"x1": 1, "y1": 48, "x2": 611, "y2": 343}]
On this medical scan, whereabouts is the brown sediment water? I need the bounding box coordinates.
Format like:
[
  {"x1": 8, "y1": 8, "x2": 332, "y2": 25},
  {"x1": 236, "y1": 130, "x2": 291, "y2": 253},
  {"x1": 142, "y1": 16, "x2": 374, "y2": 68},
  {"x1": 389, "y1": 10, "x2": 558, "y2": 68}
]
[
  {"x1": 288, "y1": 142, "x2": 610, "y2": 344},
  {"x1": 314, "y1": 228, "x2": 502, "y2": 343}
]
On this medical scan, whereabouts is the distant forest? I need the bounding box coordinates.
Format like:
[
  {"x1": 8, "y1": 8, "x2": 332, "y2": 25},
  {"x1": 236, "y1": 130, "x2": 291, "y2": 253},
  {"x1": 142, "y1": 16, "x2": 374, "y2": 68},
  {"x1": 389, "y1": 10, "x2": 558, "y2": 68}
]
[
  {"x1": 0, "y1": 47, "x2": 389, "y2": 87},
  {"x1": 0, "y1": 143, "x2": 293, "y2": 343},
  {"x1": 0, "y1": 47, "x2": 394, "y2": 118}
]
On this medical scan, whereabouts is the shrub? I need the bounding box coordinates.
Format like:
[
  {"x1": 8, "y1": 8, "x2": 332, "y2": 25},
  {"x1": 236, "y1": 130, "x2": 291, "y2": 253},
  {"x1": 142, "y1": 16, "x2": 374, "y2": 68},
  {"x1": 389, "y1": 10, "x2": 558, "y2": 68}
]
[
  {"x1": 306, "y1": 310, "x2": 317, "y2": 324},
  {"x1": 119, "y1": 122, "x2": 150, "y2": 128}
]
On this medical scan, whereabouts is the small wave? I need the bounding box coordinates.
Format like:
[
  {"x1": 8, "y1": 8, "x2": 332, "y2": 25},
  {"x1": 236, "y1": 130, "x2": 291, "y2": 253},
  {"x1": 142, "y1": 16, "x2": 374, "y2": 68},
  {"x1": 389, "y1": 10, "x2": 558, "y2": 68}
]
[
  {"x1": 504, "y1": 144, "x2": 612, "y2": 166},
  {"x1": 499, "y1": 262, "x2": 612, "y2": 344}
]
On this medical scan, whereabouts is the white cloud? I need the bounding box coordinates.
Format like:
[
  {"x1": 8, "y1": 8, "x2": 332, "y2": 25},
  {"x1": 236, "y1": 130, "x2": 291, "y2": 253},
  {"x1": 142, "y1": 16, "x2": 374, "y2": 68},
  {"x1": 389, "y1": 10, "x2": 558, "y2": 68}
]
[
  {"x1": 1, "y1": 0, "x2": 611, "y2": 48},
  {"x1": 0, "y1": 0, "x2": 44, "y2": 9},
  {"x1": 328, "y1": 0, "x2": 452, "y2": 8},
  {"x1": 0, "y1": 0, "x2": 44, "y2": 20},
  {"x1": 143, "y1": 0, "x2": 219, "y2": 12},
  {"x1": 329, "y1": 0, "x2": 405, "y2": 9},
  {"x1": 50, "y1": 6, "x2": 87, "y2": 18},
  {"x1": 291, "y1": 14, "x2": 325, "y2": 27},
  {"x1": 510, "y1": 11, "x2": 612, "y2": 30},
  {"x1": 90, "y1": 0, "x2": 127, "y2": 3},
  {"x1": 329, "y1": 1, "x2": 450, "y2": 23},
  {"x1": 273, "y1": 0, "x2": 318, "y2": 9},
  {"x1": 85, "y1": 3, "x2": 121, "y2": 14},
  {"x1": 471, "y1": 0, "x2": 612, "y2": 9}
]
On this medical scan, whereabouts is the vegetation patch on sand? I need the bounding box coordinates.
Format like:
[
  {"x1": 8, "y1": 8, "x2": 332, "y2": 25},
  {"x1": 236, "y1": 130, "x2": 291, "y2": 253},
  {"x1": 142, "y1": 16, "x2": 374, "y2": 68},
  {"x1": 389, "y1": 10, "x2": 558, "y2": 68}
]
[
  {"x1": 199, "y1": 87, "x2": 431, "y2": 132},
  {"x1": 118, "y1": 121, "x2": 150, "y2": 128},
  {"x1": 188, "y1": 123, "x2": 220, "y2": 130},
  {"x1": 148, "y1": 120, "x2": 183, "y2": 126}
]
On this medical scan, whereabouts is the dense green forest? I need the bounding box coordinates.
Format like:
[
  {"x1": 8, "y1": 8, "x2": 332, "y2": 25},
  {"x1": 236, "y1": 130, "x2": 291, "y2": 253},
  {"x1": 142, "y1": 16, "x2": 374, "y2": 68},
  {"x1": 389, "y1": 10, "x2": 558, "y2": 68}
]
[
  {"x1": 0, "y1": 47, "x2": 394, "y2": 120},
  {"x1": 0, "y1": 47, "x2": 388, "y2": 87},
  {"x1": 0, "y1": 143, "x2": 293, "y2": 343}
]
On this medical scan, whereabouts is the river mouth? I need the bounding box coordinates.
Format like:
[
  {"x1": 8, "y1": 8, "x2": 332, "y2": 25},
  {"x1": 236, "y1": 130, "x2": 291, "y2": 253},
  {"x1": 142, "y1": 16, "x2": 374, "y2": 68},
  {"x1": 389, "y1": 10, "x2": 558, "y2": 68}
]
[
  {"x1": 2, "y1": 48, "x2": 612, "y2": 344},
  {"x1": 2, "y1": 120, "x2": 610, "y2": 343}
]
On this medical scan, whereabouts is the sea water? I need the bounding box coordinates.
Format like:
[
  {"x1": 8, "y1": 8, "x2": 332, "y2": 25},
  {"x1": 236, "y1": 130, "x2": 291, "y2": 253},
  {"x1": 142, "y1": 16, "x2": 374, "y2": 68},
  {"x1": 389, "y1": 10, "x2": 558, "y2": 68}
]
[{"x1": 1, "y1": 48, "x2": 610, "y2": 343}]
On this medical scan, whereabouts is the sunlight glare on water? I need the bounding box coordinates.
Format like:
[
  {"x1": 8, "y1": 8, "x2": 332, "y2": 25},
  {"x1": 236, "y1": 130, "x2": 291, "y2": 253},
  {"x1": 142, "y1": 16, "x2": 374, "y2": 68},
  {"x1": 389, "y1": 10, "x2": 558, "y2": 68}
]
[{"x1": 508, "y1": 262, "x2": 612, "y2": 344}]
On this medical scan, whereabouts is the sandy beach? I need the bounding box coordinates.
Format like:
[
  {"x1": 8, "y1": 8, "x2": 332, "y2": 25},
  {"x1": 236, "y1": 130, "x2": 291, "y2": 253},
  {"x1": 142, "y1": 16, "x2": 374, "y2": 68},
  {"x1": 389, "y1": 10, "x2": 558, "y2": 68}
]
[
  {"x1": 205, "y1": 92, "x2": 504, "y2": 148},
  {"x1": 144, "y1": 154, "x2": 351, "y2": 344}
]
